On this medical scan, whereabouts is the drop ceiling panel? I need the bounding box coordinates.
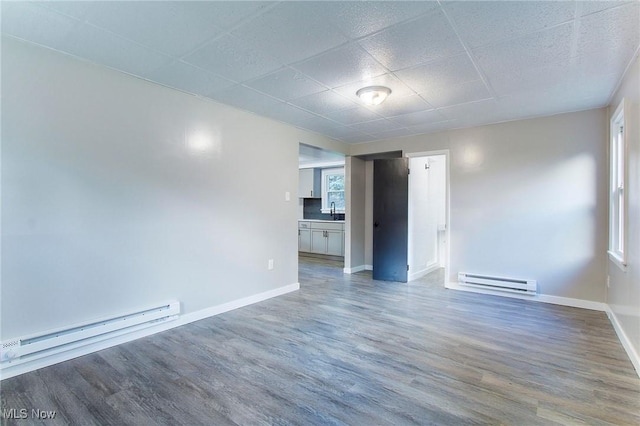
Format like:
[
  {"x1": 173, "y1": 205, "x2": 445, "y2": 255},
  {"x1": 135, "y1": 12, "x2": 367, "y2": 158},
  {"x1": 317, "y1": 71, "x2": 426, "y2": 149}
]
[
  {"x1": 421, "y1": 80, "x2": 492, "y2": 109},
  {"x1": 62, "y1": 23, "x2": 173, "y2": 76},
  {"x1": 472, "y1": 23, "x2": 575, "y2": 78},
  {"x1": 405, "y1": 120, "x2": 458, "y2": 136},
  {"x1": 371, "y1": 94, "x2": 434, "y2": 118},
  {"x1": 294, "y1": 43, "x2": 388, "y2": 89},
  {"x1": 315, "y1": 1, "x2": 440, "y2": 39},
  {"x1": 367, "y1": 127, "x2": 418, "y2": 141},
  {"x1": 296, "y1": 116, "x2": 346, "y2": 135},
  {"x1": 289, "y1": 90, "x2": 359, "y2": 116},
  {"x1": 580, "y1": 1, "x2": 635, "y2": 17},
  {"x1": 2, "y1": 1, "x2": 638, "y2": 144},
  {"x1": 183, "y1": 34, "x2": 282, "y2": 82},
  {"x1": 576, "y1": 2, "x2": 640, "y2": 58},
  {"x1": 146, "y1": 61, "x2": 235, "y2": 97},
  {"x1": 209, "y1": 85, "x2": 284, "y2": 116},
  {"x1": 443, "y1": 1, "x2": 576, "y2": 49},
  {"x1": 324, "y1": 107, "x2": 382, "y2": 126},
  {"x1": 498, "y1": 91, "x2": 607, "y2": 120},
  {"x1": 438, "y1": 98, "x2": 503, "y2": 123},
  {"x1": 359, "y1": 9, "x2": 466, "y2": 71},
  {"x1": 245, "y1": 68, "x2": 326, "y2": 101},
  {"x1": 394, "y1": 54, "x2": 482, "y2": 94},
  {"x1": 2, "y1": 2, "x2": 80, "y2": 49},
  {"x1": 231, "y1": 2, "x2": 348, "y2": 64},
  {"x1": 256, "y1": 102, "x2": 321, "y2": 126},
  {"x1": 80, "y1": 2, "x2": 226, "y2": 57},
  {"x1": 389, "y1": 109, "x2": 447, "y2": 128},
  {"x1": 321, "y1": 126, "x2": 373, "y2": 142},
  {"x1": 489, "y1": 55, "x2": 623, "y2": 99},
  {"x1": 37, "y1": 0, "x2": 95, "y2": 20},
  {"x1": 349, "y1": 119, "x2": 404, "y2": 135}
]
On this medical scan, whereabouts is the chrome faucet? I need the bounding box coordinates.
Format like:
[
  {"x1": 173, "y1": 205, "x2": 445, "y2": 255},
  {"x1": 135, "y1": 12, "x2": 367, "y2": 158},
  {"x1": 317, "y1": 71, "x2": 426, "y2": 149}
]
[{"x1": 330, "y1": 202, "x2": 336, "y2": 219}]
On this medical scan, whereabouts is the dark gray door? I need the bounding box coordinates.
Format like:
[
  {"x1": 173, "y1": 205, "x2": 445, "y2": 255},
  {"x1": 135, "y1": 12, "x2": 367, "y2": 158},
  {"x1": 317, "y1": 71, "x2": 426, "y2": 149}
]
[{"x1": 373, "y1": 158, "x2": 409, "y2": 282}]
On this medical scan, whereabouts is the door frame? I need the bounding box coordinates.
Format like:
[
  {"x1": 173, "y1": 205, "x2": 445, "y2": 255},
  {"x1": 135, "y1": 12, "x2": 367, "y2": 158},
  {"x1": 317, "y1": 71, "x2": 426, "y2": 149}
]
[{"x1": 405, "y1": 150, "x2": 451, "y2": 286}]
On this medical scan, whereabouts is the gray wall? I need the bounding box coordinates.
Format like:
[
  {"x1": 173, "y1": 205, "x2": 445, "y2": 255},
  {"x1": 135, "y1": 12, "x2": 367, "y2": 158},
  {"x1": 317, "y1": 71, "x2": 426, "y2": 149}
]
[
  {"x1": 607, "y1": 53, "x2": 640, "y2": 359},
  {"x1": 345, "y1": 156, "x2": 366, "y2": 271},
  {"x1": 351, "y1": 109, "x2": 608, "y2": 302},
  {"x1": 1, "y1": 38, "x2": 340, "y2": 339}
]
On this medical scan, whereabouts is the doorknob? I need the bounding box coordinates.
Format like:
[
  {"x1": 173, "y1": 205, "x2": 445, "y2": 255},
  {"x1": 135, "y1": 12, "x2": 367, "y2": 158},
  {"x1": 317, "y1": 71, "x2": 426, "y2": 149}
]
[{"x1": 374, "y1": 222, "x2": 380, "y2": 228}]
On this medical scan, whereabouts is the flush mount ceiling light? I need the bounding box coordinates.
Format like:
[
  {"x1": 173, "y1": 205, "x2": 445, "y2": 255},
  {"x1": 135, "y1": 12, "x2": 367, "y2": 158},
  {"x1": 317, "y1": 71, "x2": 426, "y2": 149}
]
[{"x1": 356, "y1": 86, "x2": 392, "y2": 106}]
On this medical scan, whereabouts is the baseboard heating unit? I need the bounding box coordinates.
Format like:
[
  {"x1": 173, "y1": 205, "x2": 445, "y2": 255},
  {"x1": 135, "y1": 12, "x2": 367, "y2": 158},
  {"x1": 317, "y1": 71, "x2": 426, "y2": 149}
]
[
  {"x1": 0, "y1": 301, "x2": 180, "y2": 368},
  {"x1": 458, "y1": 272, "x2": 537, "y2": 295}
]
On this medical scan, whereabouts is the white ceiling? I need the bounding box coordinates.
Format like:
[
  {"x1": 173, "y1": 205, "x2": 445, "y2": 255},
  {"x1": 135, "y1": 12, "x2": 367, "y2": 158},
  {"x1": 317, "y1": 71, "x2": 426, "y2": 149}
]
[
  {"x1": 299, "y1": 143, "x2": 345, "y2": 168},
  {"x1": 2, "y1": 1, "x2": 639, "y2": 144}
]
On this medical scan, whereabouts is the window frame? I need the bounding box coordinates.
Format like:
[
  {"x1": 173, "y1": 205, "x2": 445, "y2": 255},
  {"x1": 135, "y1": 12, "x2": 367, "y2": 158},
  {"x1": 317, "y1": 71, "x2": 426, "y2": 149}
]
[
  {"x1": 608, "y1": 98, "x2": 628, "y2": 271},
  {"x1": 321, "y1": 167, "x2": 345, "y2": 214}
]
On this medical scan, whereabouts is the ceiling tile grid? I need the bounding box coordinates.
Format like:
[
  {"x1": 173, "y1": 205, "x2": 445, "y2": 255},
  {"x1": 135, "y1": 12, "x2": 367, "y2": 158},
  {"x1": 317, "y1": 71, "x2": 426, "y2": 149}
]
[
  {"x1": 2, "y1": 1, "x2": 639, "y2": 144},
  {"x1": 229, "y1": 2, "x2": 350, "y2": 64},
  {"x1": 358, "y1": 8, "x2": 467, "y2": 71}
]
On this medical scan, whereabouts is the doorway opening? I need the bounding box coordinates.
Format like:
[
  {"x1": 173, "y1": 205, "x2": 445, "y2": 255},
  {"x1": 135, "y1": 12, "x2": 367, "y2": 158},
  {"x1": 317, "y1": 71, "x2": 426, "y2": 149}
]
[
  {"x1": 407, "y1": 151, "x2": 450, "y2": 286},
  {"x1": 298, "y1": 144, "x2": 346, "y2": 271}
]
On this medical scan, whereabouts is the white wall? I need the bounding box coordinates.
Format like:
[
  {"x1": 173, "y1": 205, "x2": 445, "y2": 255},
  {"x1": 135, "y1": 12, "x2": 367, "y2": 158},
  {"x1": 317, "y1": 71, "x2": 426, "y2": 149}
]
[
  {"x1": 351, "y1": 109, "x2": 608, "y2": 302},
  {"x1": 1, "y1": 37, "x2": 341, "y2": 340},
  {"x1": 607, "y1": 52, "x2": 640, "y2": 368},
  {"x1": 364, "y1": 161, "x2": 374, "y2": 269}
]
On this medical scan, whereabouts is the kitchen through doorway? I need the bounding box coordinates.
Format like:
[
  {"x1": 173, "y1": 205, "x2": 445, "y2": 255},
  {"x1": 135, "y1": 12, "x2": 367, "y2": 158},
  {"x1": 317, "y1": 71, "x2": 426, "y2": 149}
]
[{"x1": 298, "y1": 144, "x2": 346, "y2": 271}]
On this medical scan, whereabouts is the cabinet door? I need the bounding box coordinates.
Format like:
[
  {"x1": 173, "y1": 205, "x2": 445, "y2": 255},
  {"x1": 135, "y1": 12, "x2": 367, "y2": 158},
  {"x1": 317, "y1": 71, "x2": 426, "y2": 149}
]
[
  {"x1": 298, "y1": 229, "x2": 311, "y2": 252},
  {"x1": 326, "y1": 230, "x2": 344, "y2": 256},
  {"x1": 299, "y1": 169, "x2": 314, "y2": 198},
  {"x1": 310, "y1": 230, "x2": 327, "y2": 254}
]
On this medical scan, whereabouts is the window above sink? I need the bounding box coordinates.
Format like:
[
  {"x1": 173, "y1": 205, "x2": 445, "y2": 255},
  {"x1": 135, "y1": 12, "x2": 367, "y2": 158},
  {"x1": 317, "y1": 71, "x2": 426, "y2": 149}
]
[{"x1": 321, "y1": 167, "x2": 345, "y2": 214}]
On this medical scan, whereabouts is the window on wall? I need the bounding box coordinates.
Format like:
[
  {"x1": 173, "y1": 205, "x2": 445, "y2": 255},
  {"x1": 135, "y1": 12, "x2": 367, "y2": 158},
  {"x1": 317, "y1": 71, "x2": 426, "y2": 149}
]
[
  {"x1": 321, "y1": 167, "x2": 345, "y2": 213},
  {"x1": 609, "y1": 99, "x2": 627, "y2": 270}
]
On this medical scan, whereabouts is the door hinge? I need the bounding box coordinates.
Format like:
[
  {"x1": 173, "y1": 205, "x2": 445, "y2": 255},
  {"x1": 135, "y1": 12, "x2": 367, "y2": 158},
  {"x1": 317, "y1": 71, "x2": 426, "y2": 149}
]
[
  {"x1": 407, "y1": 168, "x2": 410, "y2": 174},
  {"x1": 407, "y1": 265, "x2": 410, "y2": 271}
]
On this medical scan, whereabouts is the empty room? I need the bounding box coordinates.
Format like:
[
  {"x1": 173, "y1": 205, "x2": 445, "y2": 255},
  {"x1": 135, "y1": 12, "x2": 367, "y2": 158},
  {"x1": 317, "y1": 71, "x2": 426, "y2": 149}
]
[{"x1": 1, "y1": 1, "x2": 639, "y2": 424}]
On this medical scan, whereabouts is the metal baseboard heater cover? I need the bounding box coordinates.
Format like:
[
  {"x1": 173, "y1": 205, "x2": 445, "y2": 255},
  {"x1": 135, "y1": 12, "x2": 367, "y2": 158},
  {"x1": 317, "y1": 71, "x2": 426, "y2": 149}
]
[
  {"x1": 458, "y1": 272, "x2": 537, "y2": 295},
  {"x1": 0, "y1": 301, "x2": 180, "y2": 366}
]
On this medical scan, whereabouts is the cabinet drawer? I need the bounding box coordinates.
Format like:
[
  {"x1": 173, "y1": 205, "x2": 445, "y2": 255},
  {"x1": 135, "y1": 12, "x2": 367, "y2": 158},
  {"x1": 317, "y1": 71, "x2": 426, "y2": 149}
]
[
  {"x1": 310, "y1": 222, "x2": 344, "y2": 231},
  {"x1": 298, "y1": 221, "x2": 310, "y2": 229}
]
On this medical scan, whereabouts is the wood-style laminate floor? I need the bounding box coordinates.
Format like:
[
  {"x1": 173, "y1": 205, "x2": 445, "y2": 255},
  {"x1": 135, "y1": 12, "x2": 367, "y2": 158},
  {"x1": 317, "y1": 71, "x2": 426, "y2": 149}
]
[{"x1": 2, "y1": 256, "x2": 639, "y2": 425}]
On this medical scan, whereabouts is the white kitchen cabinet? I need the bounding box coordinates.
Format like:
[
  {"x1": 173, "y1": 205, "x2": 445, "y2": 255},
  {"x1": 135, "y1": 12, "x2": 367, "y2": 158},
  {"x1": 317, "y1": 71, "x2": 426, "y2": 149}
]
[
  {"x1": 298, "y1": 221, "x2": 311, "y2": 252},
  {"x1": 298, "y1": 168, "x2": 321, "y2": 198},
  {"x1": 325, "y1": 230, "x2": 343, "y2": 256},
  {"x1": 305, "y1": 221, "x2": 344, "y2": 256},
  {"x1": 310, "y1": 230, "x2": 327, "y2": 254}
]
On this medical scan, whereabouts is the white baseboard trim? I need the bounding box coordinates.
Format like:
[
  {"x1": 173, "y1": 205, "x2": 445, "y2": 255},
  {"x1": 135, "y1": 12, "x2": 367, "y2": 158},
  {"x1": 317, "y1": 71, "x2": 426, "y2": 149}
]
[
  {"x1": 409, "y1": 264, "x2": 440, "y2": 281},
  {"x1": 605, "y1": 305, "x2": 640, "y2": 378},
  {"x1": 0, "y1": 283, "x2": 300, "y2": 380},
  {"x1": 344, "y1": 265, "x2": 374, "y2": 273},
  {"x1": 176, "y1": 283, "x2": 299, "y2": 326},
  {"x1": 445, "y1": 282, "x2": 605, "y2": 311},
  {"x1": 344, "y1": 265, "x2": 366, "y2": 274}
]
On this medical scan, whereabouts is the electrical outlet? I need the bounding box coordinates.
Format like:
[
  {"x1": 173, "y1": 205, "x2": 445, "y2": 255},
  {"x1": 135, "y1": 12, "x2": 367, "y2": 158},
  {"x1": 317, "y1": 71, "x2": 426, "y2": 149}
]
[
  {"x1": 607, "y1": 276, "x2": 610, "y2": 288},
  {"x1": 285, "y1": 191, "x2": 290, "y2": 201},
  {"x1": 268, "y1": 259, "x2": 274, "y2": 270}
]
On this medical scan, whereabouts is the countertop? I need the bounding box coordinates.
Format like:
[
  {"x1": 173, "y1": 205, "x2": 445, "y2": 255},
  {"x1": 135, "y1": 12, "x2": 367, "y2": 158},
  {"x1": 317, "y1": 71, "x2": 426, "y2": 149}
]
[{"x1": 299, "y1": 219, "x2": 345, "y2": 223}]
